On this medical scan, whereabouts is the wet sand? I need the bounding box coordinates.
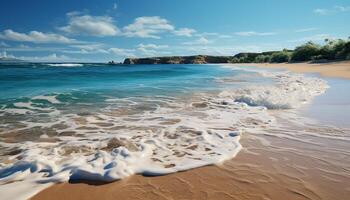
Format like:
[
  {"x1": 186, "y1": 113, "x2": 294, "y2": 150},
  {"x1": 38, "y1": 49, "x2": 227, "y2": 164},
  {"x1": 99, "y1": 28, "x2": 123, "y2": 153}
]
[
  {"x1": 230, "y1": 61, "x2": 350, "y2": 79},
  {"x1": 31, "y1": 121, "x2": 350, "y2": 200},
  {"x1": 31, "y1": 62, "x2": 350, "y2": 200}
]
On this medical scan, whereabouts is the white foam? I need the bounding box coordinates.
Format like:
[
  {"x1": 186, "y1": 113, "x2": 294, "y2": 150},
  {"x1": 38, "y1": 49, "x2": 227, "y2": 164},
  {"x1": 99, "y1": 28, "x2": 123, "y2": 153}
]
[
  {"x1": 32, "y1": 95, "x2": 60, "y2": 104},
  {"x1": 220, "y1": 70, "x2": 328, "y2": 109},
  {"x1": 47, "y1": 63, "x2": 83, "y2": 67},
  {"x1": 1, "y1": 108, "x2": 33, "y2": 115},
  {"x1": 13, "y1": 102, "x2": 52, "y2": 111},
  {"x1": 0, "y1": 68, "x2": 329, "y2": 200}
]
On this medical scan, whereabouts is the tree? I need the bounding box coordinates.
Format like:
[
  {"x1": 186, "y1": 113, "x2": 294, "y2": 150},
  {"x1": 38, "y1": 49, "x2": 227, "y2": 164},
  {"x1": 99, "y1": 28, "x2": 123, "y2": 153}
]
[
  {"x1": 254, "y1": 55, "x2": 270, "y2": 63},
  {"x1": 291, "y1": 42, "x2": 320, "y2": 62},
  {"x1": 270, "y1": 51, "x2": 291, "y2": 63}
]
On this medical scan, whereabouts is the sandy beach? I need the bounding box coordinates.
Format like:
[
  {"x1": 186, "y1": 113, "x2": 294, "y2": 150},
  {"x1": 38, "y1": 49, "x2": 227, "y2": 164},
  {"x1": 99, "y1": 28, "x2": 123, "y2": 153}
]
[
  {"x1": 31, "y1": 127, "x2": 350, "y2": 200},
  {"x1": 1, "y1": 1, "x2": 349, "y2": 199},
  {"x1": 231, "y1": 61, "x2": 350, "y2": 79},
  {"x1": 31, "y1": 62, "x2": 350, "y2": 200}
]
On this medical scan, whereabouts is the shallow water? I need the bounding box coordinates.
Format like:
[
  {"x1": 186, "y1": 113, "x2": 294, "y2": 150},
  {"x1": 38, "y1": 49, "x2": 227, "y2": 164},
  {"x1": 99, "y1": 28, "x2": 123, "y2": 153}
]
[
  {"x1": 301, "y1": 77, "x2": 350, "y2": 128},
  {"x1": 0, "y1": 63, "x2": 330, "y2": 200}
]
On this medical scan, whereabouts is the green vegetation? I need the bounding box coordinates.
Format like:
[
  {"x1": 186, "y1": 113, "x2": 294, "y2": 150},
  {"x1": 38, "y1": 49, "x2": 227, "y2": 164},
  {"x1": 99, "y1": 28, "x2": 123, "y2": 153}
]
[
  {"x1": 290, "y1": 38, "x2": 350, "y2": 62},
  {"x1": 123, "y1": 37, "x2": 350, "y2": 65},
  {"x1": 231, "y1": 51, "x2": 293, "y2": 63},
  {"x1": 231, "y1": 37, "x2": 350, "y2": 63},
  {"x1": 270, "y1": 50, "x2": 292, "y2": 63},
  {"x1": 254, "y1": 55, "x2": 270, "y2": 63},
  {"x1": 290, "y1": 42, "x2": 320, "y2": 62}
]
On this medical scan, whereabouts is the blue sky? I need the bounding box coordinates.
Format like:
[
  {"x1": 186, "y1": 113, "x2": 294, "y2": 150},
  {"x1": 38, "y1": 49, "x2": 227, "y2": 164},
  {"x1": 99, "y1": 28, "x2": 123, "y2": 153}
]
[{"x1": 0, "y1": 0, "x2": 349, "y2": 62}]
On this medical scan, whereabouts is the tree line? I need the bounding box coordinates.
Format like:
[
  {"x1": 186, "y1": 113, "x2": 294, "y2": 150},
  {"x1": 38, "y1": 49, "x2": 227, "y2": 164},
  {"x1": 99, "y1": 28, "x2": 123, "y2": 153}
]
[{"x1": 230, "y1": 37, "x2": 350, "y2": 63}]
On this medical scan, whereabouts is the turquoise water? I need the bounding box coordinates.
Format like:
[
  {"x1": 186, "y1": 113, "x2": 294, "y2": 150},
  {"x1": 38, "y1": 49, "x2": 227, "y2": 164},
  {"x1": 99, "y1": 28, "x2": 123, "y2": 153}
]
[
  {"x1": 0, "y1": 63, "x2": 331, "y2": 200},
  {"x1": 0, "y1": 63, "x2": 266, "y2": 109},
  {"x1": 0, "y1": 63, "x2": 231, "y2": 97}
]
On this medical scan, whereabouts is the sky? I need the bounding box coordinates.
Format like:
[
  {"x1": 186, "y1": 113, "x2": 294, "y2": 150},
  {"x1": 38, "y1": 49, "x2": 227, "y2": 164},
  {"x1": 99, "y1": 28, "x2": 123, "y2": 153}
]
[{"x1": 0, "y1": 0, "x2": 349, "y2": 62}]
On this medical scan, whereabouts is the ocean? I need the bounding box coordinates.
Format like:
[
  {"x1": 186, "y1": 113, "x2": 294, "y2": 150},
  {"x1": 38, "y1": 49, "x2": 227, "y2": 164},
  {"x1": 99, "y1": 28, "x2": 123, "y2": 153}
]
[{"x1": 0, "y1": 63, "x2": 328, "y2": 200}]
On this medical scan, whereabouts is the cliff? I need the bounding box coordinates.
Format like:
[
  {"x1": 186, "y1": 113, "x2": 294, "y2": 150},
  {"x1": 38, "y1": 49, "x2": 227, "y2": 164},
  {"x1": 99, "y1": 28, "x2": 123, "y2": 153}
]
[
  {"x1": 0, "y1": 57, "x2": 24, "y2": 63},
  {"x1": 123, "y1": 55, "x2": 234, "y2": 64}
]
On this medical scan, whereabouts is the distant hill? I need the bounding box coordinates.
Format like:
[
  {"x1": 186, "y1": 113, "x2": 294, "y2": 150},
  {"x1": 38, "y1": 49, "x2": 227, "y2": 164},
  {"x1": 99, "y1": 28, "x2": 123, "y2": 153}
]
[
  {"x1": 0, "y1": 57, "x2": 25, "y2": 63},
  {"x1": 123, "y1": 55, "x2": 234, "y2": 64},
  {"x1": 122, "y1": 50, "x2": 295, "y2": 65}
]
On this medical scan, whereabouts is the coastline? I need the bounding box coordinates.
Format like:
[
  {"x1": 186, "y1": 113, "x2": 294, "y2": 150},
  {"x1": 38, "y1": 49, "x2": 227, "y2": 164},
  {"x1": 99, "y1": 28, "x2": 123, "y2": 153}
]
[
  {"x1": 228, "y1": 60, "x2": 350, "y2": 79},
  {"x1": 30, "y1": 62, "x2": 350, "y2": 200},
  {"x1": 31, "y1": 120, "x2": 350, "y2": 200}
]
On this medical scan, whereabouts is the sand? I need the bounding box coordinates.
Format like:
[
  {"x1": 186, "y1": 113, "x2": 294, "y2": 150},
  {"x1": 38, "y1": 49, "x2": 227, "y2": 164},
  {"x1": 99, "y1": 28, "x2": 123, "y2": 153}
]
[
  {"x1": 230, "y1": 61, "x2": 350, "y2": 79},
  {"x1": 31, "y1": 61, "x2": 350, "y2": 200},
  {"x1": 31, "y1": 125, "x2": 350, "y2": 200}
]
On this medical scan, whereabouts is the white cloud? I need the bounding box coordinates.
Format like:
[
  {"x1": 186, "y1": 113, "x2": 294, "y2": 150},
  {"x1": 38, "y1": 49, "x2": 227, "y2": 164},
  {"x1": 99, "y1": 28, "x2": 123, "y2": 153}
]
[
  {"x1": 113, "y1": 3, "x2": 118, "y2": 10},
  {"x1": 218, "y1": 35, "x2": 233, "y2": 39},
  {"x1": 183, "y1": 37, "x2": 211, "y2": 45},
  {"x1": 123, "y1": 16, "x2": 174, "y2": 39},
  {"x1": 335, "y1": 5, "x2": 350, "y2": 12},
  {"x1": 0, "y1": 29, "x2": 77, "y2": 43},
  {"x1": 173, "y1": 28, "x2": 196, "y2": 37},
  {"x1": 313, "y1": 8, "x2": 330, "y2": 15},
  {"x1": 137, "y1": 43, "x2": 168, "y2": 49},
  {"x1": 12, "y1": 53, "x2": 79, "y2": 62},
  {"x1": 70, "y1": 43, "x2": 109, "y2": 54},
  {"x1": 0, "y1": 51, "x2": 9, "y2": 57},
  {"x1": 137, "y1": 43, "x2": 169, "y2": 56},
  {"x1": 182, "y1": 43, "x2": 283, "y2": 56},
  {"x1": 287, "y1": 34, "x2": 331, "y2": 43},
  {"x1": 109, "y1": 47, "x2": 135, "y2": 57},
  {"x1": 2, "y1": 45, "x2": 66, "y2": 52},
  {"x1": 137, "y1": 48, "x2": 157, "y2": 56},
  {"x1": 195, "y1": 32, "x2": 219, "y2": 37},
  {"x1": 0, "y1": 41, "x2": 9, "y2": 47},
  {"x1": 197, "y1": 37, "x2": 210, "y2": 44},
  {"x1": 294, "y1": 28, "x2": 318, "y2": 33},
  {"x1": 186, "y1": 46, "x2": 233, "y2": 56},
  {"x1": 60, "y1": 13, "x2": 119, "y2": 36},
  {"x1": 194, "y1": 32, "x2": 233, "y2": 39},
  {"x1": 234, "y1": 31, "x2": 277, "y2": 36},
  {"x1": 314, "y1": 5, "x2": 350, "y2": 15}
]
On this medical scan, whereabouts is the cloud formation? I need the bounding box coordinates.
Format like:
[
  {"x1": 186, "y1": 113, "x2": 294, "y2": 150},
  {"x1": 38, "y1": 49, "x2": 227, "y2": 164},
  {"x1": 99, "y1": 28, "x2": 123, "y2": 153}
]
[
  {"x1": 109, "y1": 47, "x2": 135, "y2": 57},
  {"x1": 294, "y1": 28, "x2": 318, "y2": 33},
  {"x1": 234, "y1": 31, "x2": 277, "y2": 36},
  {"x1": 18, "y1": 53, "x2": 77, "y2": 62},
  {"x1": 314, "y1": 5, "x2": 350, "y2": 15},
  {"x1": 113, "y1": 3, "x2": 118, "y2": 10},
  {"x1": 137, "y1": 43, "x2": 169, "y2": 56},
  {"x1": 0, "y1": 41, "x2": 9, "y2": 47},
  {"x1": 123, "y1": 16, "x2": 174, "y2": 39},
  {"x1": 0, "y1": 29, "x2": 77, "y2": 43},
  {"x1": 183, "y1": 37, "x2": 211, "y2": 45},
  {"x1": 173, "y1": 28, "x2": 196, "y2": 37},
  {"x1": 60, "y1": 13, "x2": 120, "y2": 36},
  {"x1": 287, "y1": 34, "x2": 330, "y2": 43}
]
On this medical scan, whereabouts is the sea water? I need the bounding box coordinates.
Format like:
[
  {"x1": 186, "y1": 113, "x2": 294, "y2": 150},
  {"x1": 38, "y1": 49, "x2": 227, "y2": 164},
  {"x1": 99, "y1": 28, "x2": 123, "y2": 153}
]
[{"x1": 0, "y1": 63, "x2": 328, "y2": 200}]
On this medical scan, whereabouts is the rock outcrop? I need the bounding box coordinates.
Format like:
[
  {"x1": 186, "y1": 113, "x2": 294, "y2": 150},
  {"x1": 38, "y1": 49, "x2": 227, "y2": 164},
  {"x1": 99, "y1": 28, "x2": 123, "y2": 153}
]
[{"x1": 123, "y1": 55, "x2": 234, "y2": 65}]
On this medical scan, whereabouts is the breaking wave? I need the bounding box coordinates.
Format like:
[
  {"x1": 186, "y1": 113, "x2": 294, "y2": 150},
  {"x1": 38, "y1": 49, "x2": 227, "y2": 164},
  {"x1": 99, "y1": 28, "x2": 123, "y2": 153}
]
[
  {"x1": 0, "y1": 66, "x2": 328, "y2": 200},
  {"x1": 47, "y1": 63, "x2": 83, "y2": 67}
]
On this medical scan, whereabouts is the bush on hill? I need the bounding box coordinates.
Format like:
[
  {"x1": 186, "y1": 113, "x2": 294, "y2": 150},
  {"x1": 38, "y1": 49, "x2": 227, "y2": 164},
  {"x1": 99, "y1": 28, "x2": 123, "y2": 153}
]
[
  {"x1": 254, "y1": 55, "x2": 271, "y2": 63},
  {"x1": 290, "y1": 42, "x2": 320, "y2": 62},
  {"x1": 270, "y1": 50, "x2": 291, "y2": 63}
]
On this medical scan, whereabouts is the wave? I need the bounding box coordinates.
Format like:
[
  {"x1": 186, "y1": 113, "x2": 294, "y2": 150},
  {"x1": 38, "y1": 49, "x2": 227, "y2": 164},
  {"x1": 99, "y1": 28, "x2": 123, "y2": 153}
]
[
  {"x1": 0, "y1": 68, "x2": 328, "y2": 200},
  {"x1": 46, "y1": 63, "x2": 83, "y2": 67},
  {"x1": 225, "y1": 72, "x2": 328, "y2": 109},
  {"x1": 32, "y1": 95, "x2": 61, "y2": 104}
]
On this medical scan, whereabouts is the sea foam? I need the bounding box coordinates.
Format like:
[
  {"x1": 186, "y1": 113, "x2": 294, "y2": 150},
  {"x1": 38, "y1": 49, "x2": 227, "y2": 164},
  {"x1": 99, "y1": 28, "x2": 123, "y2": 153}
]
[
  {"x1": 47, "y1": 63, "x2": 83, "y2": 67},
  {"x1": 0, "y1": 66, "x2": 328, "y2": 200}
]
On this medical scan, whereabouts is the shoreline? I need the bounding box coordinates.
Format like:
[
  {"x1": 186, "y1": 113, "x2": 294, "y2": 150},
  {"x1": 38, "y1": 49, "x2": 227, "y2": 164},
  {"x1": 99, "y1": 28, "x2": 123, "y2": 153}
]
[
  {"x1": 30, "y1": 62, "x2": 350, "y2": 200},
  {"x1": 228, "y1": 60, "x2": 350, "y2": 79},
  {"x1": 31, "y1": 121, "x2": 350, "y2": 200}
]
